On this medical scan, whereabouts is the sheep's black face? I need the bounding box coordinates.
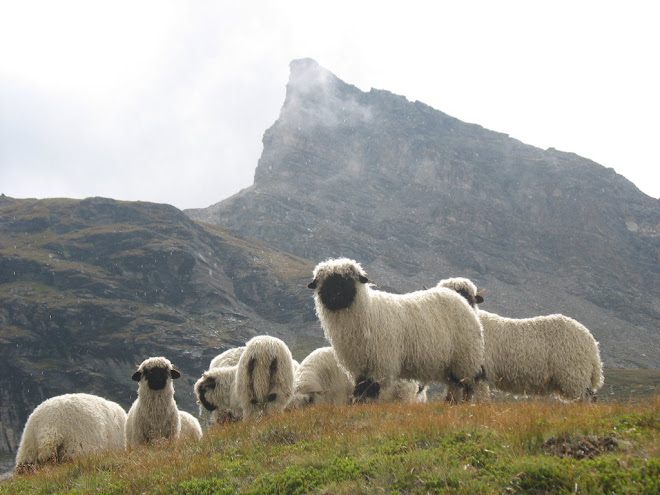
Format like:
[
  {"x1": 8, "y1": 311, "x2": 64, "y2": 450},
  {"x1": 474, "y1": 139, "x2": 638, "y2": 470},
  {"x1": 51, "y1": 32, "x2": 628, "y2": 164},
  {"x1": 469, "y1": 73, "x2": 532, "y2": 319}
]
[
  {"x1": 144, "y1": 367, "x2": 169, "y2": 390},
  {"x1": 196, "y1": 376, "x2": 218, "y2": 412},
  {"x1": 456, "y1": 288, "x2": 478, "y2": 308},
  {"x1": 318, "y1": 273, "x2": 357, "y2": 311}
]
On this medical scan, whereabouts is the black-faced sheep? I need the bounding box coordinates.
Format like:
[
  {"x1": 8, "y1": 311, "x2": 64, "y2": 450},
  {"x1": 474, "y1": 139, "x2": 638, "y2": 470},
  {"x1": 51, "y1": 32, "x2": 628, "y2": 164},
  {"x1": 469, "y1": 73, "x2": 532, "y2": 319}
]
[
  {"x1": 289, "y1": 346, "x2": 428, "y2": 407},
  {"x1": 194, "y1": 365, "x2": 242, "y2": 423},
  {"x1": 125, "y1": 356, "x2": 181, "y2": 448},
  {"x1": 308, "y1": 258, "x2": 489, "y2": 403},
  {"x1": 289, "y1": 346, "x2": 355, "y2": 407},
  {"x1": 439, "y1": 277, "x2": 604, "y2": 401},
  {"x1": 15, "y1": 393, "x2": 127, "y2": 473},
  {"x1": 234, "y1": 335, "x2": 295, "y2": 418}
]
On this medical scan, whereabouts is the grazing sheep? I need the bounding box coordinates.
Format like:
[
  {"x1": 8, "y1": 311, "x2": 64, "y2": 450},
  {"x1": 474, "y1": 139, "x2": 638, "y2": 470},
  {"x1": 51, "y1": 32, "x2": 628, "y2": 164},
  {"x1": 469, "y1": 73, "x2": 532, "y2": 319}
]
[
  {"x1": 439, "y1": 277, "x2": 604, "y2": 401},
  {"x1": 125, "y1": 357, "x2": 181, "y2": 448},
  {"x1": 308, "y1": 258, "x2": 488, "y2": 403},
  {"x1": 178, "y1": 411, "x2": 203, "y2": 441},
  {"x1": 194, "y1": 365, "x2": 242, "y2": 423},
  {"x1": 15, "y1": 393, "x2": 126, "y2": 473},
  {"x1": 290, "y1": 346, "x2": 428, "y2": 407},
  {"x1": 289, "y1": 346, "x2": 355, "y2": 407},
  {"x1": 209, "y1": 347, "x2": 245, "y2": 369},
  {"x1": 234, "y1": 335, "x2": 295, "y2": 418}
]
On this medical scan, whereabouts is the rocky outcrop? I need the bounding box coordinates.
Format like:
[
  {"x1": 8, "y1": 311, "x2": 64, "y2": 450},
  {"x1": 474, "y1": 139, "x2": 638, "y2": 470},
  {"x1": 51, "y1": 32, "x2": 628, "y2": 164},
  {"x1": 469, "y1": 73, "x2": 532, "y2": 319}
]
[{"x1": 189, "y1": 58, "x2": 659, "y2": 371}]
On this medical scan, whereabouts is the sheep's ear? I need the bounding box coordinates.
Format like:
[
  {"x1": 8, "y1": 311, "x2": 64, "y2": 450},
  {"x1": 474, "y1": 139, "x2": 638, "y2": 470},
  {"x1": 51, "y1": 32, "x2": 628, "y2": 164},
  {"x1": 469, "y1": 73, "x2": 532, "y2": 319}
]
[
  {"x1": 171, "y1": 369, "x2": 181, "y2": 379},
  {"x1": 476, "y1": 289, "x2": 486, "y2": 304},
  {"x1": 358, "y1": 275, "x2": 369, "y2": 284},
  {"x1": 307, "y1": 279, "x2": 317, "y2": 289},
  {"x1": 132, "y1": 371, "x2": 142, "y2": 382}
]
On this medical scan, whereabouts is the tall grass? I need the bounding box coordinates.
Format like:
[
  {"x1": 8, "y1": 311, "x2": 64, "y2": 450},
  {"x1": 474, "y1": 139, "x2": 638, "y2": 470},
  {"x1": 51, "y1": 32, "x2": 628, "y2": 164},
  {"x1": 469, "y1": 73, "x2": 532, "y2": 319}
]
[{"x1": 2, "y1": 397, "x2": 658, "y2": 494}]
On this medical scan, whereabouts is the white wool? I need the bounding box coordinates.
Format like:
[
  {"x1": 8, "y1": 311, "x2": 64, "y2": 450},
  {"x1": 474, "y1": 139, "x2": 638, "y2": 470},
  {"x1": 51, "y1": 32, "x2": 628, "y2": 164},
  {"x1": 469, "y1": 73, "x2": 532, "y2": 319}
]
[
  {"x1": 289, "y1": 347, "x2": 354, "y2": 407},
  {"x1": 377, "y1": 380, "x2": 429, "y2": 404},
  {"x1": 209, "y1": 347, "x2": 245, "y2": 369},
  {"x1": 233, "y1": 335, "x2": 295, "y2": 419},
  {"x1": 290, "y1": 346, "x2": 428, "y2": 407},
  {"x1": 439, "y1": 277, "x2": 604, "y2": 401},
  {"x1": 178, "y1": 411, "x2": 203, "y2": 441},
  {"x1": 194, "y1": 365, "x2": 242, "y2": 423},
  {"x1": 125, "y1": 356, "x2": 181, "y2": 448},
  {"x1": 310, "y1": 258, "x2": 488, "y2": 403},
  {"x1": 15, "y1": 393, "x2": 126, "y2": 472}
]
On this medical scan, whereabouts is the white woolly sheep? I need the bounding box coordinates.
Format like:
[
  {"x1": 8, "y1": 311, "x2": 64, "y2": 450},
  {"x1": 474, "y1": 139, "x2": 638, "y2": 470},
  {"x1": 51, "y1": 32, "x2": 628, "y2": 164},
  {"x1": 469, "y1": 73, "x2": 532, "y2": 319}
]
[
  {"x1": 196, "y1": 346, "x2": 245, "y2": 424},
  {"x1": 290, "y1": 346, "x2": 428, "y2": 408},
  {"x1": 15, "y1": 393, "x2": 127, "y2": 473},
  {"x1": 308, "y1": 258, "x2": 489, "y2": 403},
  {"x1": 195, "y1": 364, "x2": 242, "y2": 423},
  {"x1": 178, "y1": 410, "x2": 203, "y2": 441},
  {"x1": 289, "y1": 346, "x2": 355, "y2": 407},
  {"x1": 209, "y1": 346, "x2": 245, "y2": 369},
  {"x1": 125, "y1": 356, "x2": 182, "y2": 448},
  {"x1": 439, "y1": 277, "x2": 604, "y2": 401},
  {"x1": 233, "y1": 335, "x2": 296, "y2": 418}
]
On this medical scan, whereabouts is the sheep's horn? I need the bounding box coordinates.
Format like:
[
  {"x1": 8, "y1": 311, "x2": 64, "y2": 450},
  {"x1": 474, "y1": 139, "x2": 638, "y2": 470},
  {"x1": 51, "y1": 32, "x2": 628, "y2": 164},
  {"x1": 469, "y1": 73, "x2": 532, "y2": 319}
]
[{"x1": 476, "y1": 289, "x2": 486, "y2": 296}]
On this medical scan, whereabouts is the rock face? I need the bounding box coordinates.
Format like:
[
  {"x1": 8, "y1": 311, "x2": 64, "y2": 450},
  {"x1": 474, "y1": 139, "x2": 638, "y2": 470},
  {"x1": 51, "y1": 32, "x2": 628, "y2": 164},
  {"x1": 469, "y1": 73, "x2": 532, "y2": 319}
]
[
  {"x1": 189, "y1": 58, "x2": 659, "y2": 371},
  {"x1": 0, "y1": 196, "x2": 318, "y2": 454}
]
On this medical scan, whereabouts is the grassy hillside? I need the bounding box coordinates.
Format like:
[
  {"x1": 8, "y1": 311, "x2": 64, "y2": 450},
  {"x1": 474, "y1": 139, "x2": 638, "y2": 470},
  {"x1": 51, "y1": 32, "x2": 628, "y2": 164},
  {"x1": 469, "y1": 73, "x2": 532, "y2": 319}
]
[{"x1": 2, "y1": 396, "x2": 657, "y2": 494}]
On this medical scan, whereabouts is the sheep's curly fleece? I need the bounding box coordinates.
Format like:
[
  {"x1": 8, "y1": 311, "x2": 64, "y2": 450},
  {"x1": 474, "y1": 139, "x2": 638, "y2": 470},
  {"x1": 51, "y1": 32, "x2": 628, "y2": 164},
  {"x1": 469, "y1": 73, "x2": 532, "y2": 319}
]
[
  {"x1": 15, "y1": 393, "x2": 126, "y2": 471},
  {"x1": 439, "y1": 277, "x2": 604, "y2": 400},
  {"x1": 310, "y1": 258, "x2": 488, "y2": 402}
]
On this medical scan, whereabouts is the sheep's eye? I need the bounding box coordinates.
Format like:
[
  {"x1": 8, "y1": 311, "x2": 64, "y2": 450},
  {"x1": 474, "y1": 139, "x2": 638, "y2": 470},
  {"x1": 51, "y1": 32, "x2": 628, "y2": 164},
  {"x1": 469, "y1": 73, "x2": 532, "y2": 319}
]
[
  {"x1": 267, "y1": 393, "x2": 278, "y2": 402},
  {"x1": 250, "y1": 399, "x2": 259, "y2": 405}
]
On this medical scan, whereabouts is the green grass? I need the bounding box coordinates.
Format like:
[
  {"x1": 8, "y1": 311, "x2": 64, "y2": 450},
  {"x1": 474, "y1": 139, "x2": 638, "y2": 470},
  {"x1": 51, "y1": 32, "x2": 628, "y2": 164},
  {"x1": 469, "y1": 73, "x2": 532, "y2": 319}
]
[{"x1": 2, "y1": 397, "x2": 658, "y2": 494}]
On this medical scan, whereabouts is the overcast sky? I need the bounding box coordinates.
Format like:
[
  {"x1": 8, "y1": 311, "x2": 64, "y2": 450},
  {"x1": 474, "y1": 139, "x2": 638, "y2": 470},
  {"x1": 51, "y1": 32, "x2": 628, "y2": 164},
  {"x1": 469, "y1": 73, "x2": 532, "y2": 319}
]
[{"x1": 1, "y1": 1, "x2": 658, "y2": 210}]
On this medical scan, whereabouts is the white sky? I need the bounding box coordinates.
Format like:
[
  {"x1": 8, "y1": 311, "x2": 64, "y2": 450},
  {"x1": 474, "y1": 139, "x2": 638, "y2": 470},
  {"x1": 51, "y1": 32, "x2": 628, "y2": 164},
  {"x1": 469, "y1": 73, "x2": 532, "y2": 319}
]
[{"x1": 1, "y1": 1, "x2": 658, "y2": 210}]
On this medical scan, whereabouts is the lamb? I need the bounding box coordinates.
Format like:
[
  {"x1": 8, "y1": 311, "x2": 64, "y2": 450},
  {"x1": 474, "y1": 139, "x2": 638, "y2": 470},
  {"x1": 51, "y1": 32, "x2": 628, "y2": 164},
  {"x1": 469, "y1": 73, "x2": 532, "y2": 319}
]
[
  {"x1": 125, "y1": 356, "x2": 182, "y2": 448},
  {"x1": 15, "y1": 393, "x2": 126, "y2": 473},
  {"x1": 178, "y1": 411, "x2": 203, "y2": 440},
  {"x1": 233, "y1": 335, "x2": 296, "y2": 418},
  {"x1": 308, "y1": 258, "x2": 489, "y2": 403},
  {"x1": 439, "y1": 277, "x2": 604, "y2": 401}
]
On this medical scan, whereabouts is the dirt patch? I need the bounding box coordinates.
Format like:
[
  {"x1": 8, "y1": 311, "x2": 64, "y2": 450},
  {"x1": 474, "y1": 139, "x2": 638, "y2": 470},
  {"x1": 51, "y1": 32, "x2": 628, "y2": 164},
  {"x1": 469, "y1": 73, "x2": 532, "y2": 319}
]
[{"x1": 543, "y1": 435, "x2": 619, "y2": 460}]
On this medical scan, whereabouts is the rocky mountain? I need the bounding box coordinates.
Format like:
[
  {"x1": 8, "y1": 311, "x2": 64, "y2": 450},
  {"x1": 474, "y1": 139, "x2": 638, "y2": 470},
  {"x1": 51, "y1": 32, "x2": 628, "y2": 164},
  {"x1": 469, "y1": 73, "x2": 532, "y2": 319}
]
[
  {"x1": 189, "y1": 58, "x2": 659, "y2": 370},
  {"x1": 0, "y1": 196, "x2": 319, "y2": 453}
]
